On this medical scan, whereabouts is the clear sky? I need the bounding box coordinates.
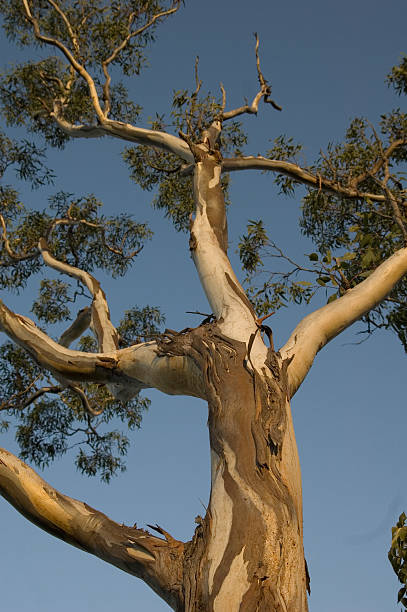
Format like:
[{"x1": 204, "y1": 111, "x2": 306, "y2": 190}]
[{"x1": 1, "y1": 1, "x2": 407, "y2": 610}]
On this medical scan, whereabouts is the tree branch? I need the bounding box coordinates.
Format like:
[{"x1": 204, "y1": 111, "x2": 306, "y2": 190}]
[
  {"x1": 59, "y1": 307, "x2": 92, "y2": 348},
  {"x1": 279, "y1": 246, "x2": 407, "y2": 397},
  {"x1": 39, "y1": 238, "x2": 119, "y2": 352},
  {"x1": 0, "y1": 447, "x2": 184, "y2": 609},
  {"x1": 22, "y1": 0, "x2": 105, "y2": 122},
  {"x1": 221, "y1": 156, "x2": 387, "y2": 201},
  {"x1": 101, "y1": 1, "x2": 181, "y2": 116},
  {"x1": 0, "y1": 300, "x2": 205, "y2": 400},
  {"x1": 186, "y1": 134, "x2": 268, "y2": 366},
  {"x1": 222, "y1": 33, "x2": 281, "y2": 121},
  {"x1": 45, "y1": 0, "x2": 79, "y2": 53},
  {"x1": 51, "y1": 102, "x2": 194, "y2": 161}
]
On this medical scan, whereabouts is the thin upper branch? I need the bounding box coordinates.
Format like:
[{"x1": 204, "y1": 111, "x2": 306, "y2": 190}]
[
  {"x1": 22, "y1": 0, "x2": 105, "y2": 121},
  {"x1": 39, "y1": 238, "x2": 119, "y2": 352},
  {"x1": 279, "y1": 246, "x2": 407, "y2": 397},
  {"x1": 102, "y1": 1, "x2": 181, "y2": 115},
  {"x1": 0, "y1": 447, "x2": 184, "y2": 609},
  {"x1": 222, "y1": 33, "x2": 282, "y2": 121}
]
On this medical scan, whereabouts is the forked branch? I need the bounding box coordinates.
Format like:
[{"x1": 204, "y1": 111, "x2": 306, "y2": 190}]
[
  {"x1": 21, "y1": 0, "x2": 105, "y2": 122},
  {"x1": 280, "y1": 246, "x2": 407, "y2": 397},
  {"x1": 0, "y1": 300, "x2": 205, "y2": 400},
  {"x1": 0, "y1": 447, "x2": 184, "y2": 609},
  {"x1": 39, "y1": 238, "x2": 119, "y2": 352},
  {"x1": 222, "y1": 33, "x2": 282, "y2": 121}
]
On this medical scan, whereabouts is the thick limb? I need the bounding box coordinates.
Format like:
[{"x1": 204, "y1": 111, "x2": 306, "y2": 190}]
[
  {"x1": 0, "y1": 300, "x2": 205, "y2": 400},
  {"x1": 0, "y1": 447, "x2": 184, "y2": 610},
  {"x1": 187, "y1": 134, "x2": 266, "y2": 365},
  {"x1": 280, "y1": 247, "x2": 407, "y2": 397}
]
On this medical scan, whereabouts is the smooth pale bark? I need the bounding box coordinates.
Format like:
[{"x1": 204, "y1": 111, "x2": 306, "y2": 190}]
[
  {"x1": 52, "y1": 110, "x2": 194, "y2": 163},
  {"x1": 39, "y1": 238, "x2": 119, "y2": 352},
  {"x1": 222, "y1": 156, "x2": 387, "y2": 202},
  {"x1": 0, "y1": 300, "x2": 205, "y2": 400},
  {"x1": 280, "y1": 247, "x2": 407, "y2": 397}
]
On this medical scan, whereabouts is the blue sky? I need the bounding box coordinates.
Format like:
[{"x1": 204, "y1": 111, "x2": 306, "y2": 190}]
[{"x1": 1, "y1": 0, "x2": 407, "y2": 610}]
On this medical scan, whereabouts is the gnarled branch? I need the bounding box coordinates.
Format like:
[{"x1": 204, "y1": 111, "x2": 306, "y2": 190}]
[
  {"x1": 0, "y1": 447, "x2": 184, "y2": 610},
  {"x1": 279, "y1": 246, "x2": 407, "y2": 397}
]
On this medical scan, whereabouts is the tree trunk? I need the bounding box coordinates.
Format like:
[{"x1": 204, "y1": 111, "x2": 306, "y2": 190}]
[{"x1": 159, "y1": 324, "x2": 309, "y2": 611}]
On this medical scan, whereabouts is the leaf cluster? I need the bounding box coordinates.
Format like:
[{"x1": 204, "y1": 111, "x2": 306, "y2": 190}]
[
  {"x1": 1, "y1": 190, "x2": 152, "y2": 294},
  {"x1": 389, "y1": 512, "x2": 407, "y2": 609},
  {"x1": 0, "y1": 130, "x2": 54, "y2": 187},
  {"x1": 265, "y1": 134, "x2": 303, "y2": 196},
  {"x1": 0, "y1": 294, "x2": 165, "y2": 481}
]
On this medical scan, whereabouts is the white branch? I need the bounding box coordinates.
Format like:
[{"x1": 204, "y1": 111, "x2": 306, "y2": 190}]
[
  {"x1": 280, "y1": 247, "x2": 407, "y2": 397},
  {"x1": 188, "y1": 140, "x2": 268, "y2": 366},
  {"x1": 51, "y1": 105, "x2": 194, "y2": 162},
  {"x1": 222, "y1": 156, "x2": 387, "y2": 202},
  {"x1": 0, "y1": 300, "x2": 205, "y2": 401},
  {"x1": 59, "y1": 307, "x2": 92, "y2": 348},
  {"x1": 39, "y1": 238, "x2": 118, "y2": 352}
]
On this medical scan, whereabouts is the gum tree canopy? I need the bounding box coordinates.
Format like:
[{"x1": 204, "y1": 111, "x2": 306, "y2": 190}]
[{"x1": 0, "y1": 2, "x2": 407, "y2": 611}]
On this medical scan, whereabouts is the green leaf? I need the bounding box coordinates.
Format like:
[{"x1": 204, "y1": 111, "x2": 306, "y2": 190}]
[
  {"x1": 308, "y1": 253, "x2": 319, "y2": 261},
  {"x1": 327, "y1": 293, "x2": 338, "y2": 303}
]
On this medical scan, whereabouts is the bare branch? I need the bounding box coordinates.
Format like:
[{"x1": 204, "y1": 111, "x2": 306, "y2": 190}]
[
  {"x1": 279, "y1": 246, "x2": 407, "y2": 397},
  {"x1": 221, "y1": 156, "x2": 388, "y2": 201},
  {"x1": 0, "y1": 448, "x2": 184, "y2": 609},
  {"x1": 21, "y1": 384, "x2": 63, "y2": 408},
  {"x1": 69, "y1": 384, "x2": 103, "y2": 417},
  {"x1": 59, "y1": 307, "x2": 92, "y2": 348},
  {"x1": 39, "y1": 238, "x2": 119, "y2": 352},
  {"x1": 51, "y1": 102, "x2": 194, "y2": 161},
  {"x1": 222, "y1": 33, "x2": 281, "y2": 121}
]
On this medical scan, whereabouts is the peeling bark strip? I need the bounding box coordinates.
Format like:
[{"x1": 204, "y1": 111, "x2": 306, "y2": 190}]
[{"x1": 159, "y1": 323, "x2": 308, "y2": 611}]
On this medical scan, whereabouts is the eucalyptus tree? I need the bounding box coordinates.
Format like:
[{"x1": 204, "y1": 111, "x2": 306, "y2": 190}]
[{"x1": 0, "y1": 2, "x2": 407, "y2": 611}]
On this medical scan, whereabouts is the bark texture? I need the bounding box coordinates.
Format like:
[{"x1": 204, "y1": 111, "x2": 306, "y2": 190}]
[{"x1": 158, "y1": 323, "x2": 308, "y2": 611}]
